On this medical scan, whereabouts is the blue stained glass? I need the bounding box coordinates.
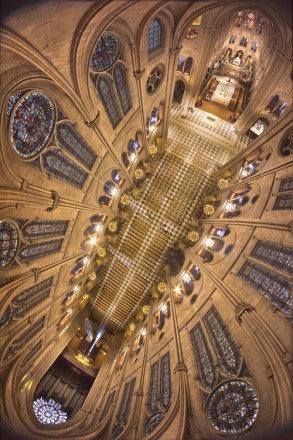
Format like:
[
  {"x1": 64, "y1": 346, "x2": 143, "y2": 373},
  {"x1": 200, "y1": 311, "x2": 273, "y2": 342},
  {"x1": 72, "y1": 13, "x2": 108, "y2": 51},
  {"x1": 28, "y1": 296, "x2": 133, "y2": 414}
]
[
  {"x1": 148, "y1": 19, "x2": 162, "y2": 54},
  {"x1": 18, "y1": 239, "x2": 62, "y2": 262},
  {"x1": 207, "y1": 381, "x2": 259, "y2": 434},
  {"x1": 33, "y1": 397, "x2": 67, "y2": 425},
  {"x1": 0, "y1": 220, "x2": 19, "y2": 269},
  {"x1": 148, "y1": 362, "x2": 159, "y2": 413},
  {"x1": 112, "y1": 424, "x2": 124, "y2": 439},
  {"x1": 160, "y1": 353, "x2": 171, "y2": 410},
  {"x1": 55, "y1": 122, "x2": 97, "y2": 169},
  {"x1": 15, "y1": 290, "x2": 50, "y2": 317},
  {"x1": 97, "y1": 76, "x2": 121, "y2": 128},
  {"x1": 7, "y1": 92, "x2": 23, "y2": 117},
  {"x1": 114, "y1": 63, "x2": 132, "y2": 115},
  {"x1": 145, "y1": 412, "x2": 165, "y2": 436},
  {"x1": 251, "y1": 241, "x2": 293, "y2": 276},
  {"x1": 21, "y1": 220, "x2": 68, "y2": 240},
  {"x1": 10, "y1": 92, "x2": 55, "y2": 159},
  {"x1": 90, "y1": 32, "x2": 120, "y2": 72},
  {"x1": 203, "y1": 306, "x2": 242, "y2": 376},
  {"x1": 42, "y1": 149, "x2": 88, "y2": 188},
  {"x1": 238, "y1": 261, "x2": 292, "y2": 314},
  {"x1": 124, "y1": 377, "x2": 136, "y2": 422},
  {"x1": 190, "y1": 323, "x2": 216, "y2": 390},
  {"x1": 14, "y1": 277, "x2": 53, "y2": 304}
]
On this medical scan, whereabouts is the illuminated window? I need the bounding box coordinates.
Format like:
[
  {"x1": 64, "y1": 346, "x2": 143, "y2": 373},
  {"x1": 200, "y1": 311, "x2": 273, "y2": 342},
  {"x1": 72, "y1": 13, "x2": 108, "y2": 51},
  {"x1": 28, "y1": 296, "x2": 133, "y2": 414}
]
[
  {"x1": 21, "y1": 220, "x2": 68, "y2": 240},
  {"x1": 203, "y1": 306, "x2": 242, "y2": 376},
  {"x1": 160, "y1": 352, "x2": 171, "y2": 410},
  {"x1": 148, "y1": 361, "x2": 159, "y2": 413},
  {"x1": 99, "y1": 391, "x2": 116, "y2": 421},
  {"x1": 207, "y1": 381, "x2": 258, "y2": 433},
  {"x1": 145, "y1": 412, "x2": 165, "y2": 436},
  {"x1": 18, "y1": 239, "x2": 62, "y2": 262},
  {"x1": 251, "y1": 241, "x2": 293, "y2": 276},
  {"x1": 190, "y1": 323, "x2": 216, "y2": 390},
  {"x1": 238, "y1": 261, "x2": 291, "y2": 314},
  {"x1": 33, "y1": 397, "x2": 67, "y2": 425},
  {"x1": 0, "y1": 220, "x2": 19, "y2": 269},
  {"x1": 148, "y1": 19, "x2": 162, "y2": 54},
  {"x1": 90, "y1": 32, "x2": 120, "y2": 72}
]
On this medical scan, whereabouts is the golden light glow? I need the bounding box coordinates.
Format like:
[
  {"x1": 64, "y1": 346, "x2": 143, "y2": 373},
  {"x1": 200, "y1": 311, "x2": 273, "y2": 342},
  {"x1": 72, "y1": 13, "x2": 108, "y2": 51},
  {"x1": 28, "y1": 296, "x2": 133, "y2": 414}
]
[
  {"x1": 89, "y1": 236, "x2": 97, "y2": 245},
  {"x1": 97, "y1": 247, "x2": 106, "y2": 257},
  {"x1": 83, "y1": 294, "x2": 89, "y2": 299},
  {"x1": 158, "y1": 282, "x2": 167, "y2": 293},
  {"x1": 88, "y1": 271, "x2": 96, "y2": 280},
  {"x1": 188, "y1": 231, "x2": 199, "y2": 242},
  {"x1": 204, "y1": 204, "x2": 215, "y2": 216},
  {"x1": 108, "y1": 220, "x2": 118, "y2": 232},
  {"x1": 130, "y1": 322, "x2": 136, "y2": 331},
  {"x1": 218, "y1": 178, "x2": 229, "y2": 189},
  {"x1": 142, "y1": 305, "x2": 150, "y2": 315},
  {"x1": 134, "y1": 168, "x2": 144, "y2": 179},
  {"x1": 121, "y1": 194, "x2": 131, "y2": 206},
  {"x1": 149, "y1": 145, "x2": 158, "y2": 155}
]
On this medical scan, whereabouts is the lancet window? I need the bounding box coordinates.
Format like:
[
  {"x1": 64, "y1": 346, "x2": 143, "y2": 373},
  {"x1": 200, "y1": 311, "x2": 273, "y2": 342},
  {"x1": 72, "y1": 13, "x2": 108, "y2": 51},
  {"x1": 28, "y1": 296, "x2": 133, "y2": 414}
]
[
  {"x1": 113, "y1": 378, "x2": 136, "y2": 437},
  {"x1": 90, "y1": 32, "x2": 132, "y2": 128},
  {"x1": 7, "y1": 91, "x2": 97, "y2": 188},
  {"x1": 148, "y1": 19, "x2": 162, "y2": 54},
  {"x1": 250, "y1": 241, "x2": 293, "y2": 276},
  {"x1": 145, "y1": 352, "x2": 171, "y2": 436},
  {"x1": 274, "y1": 194, "x2": 293, "y2": 210},
  {"x1": 3, "y1": 316, "x2": 45, "y2": 361},
  {"x1": 279, "y1": 177, "x2": 293, "y2": 192},
  {"x1": 0, "y1": 219, "x2": 68, "y2": 269},
  {"x1": 238, "y1": 261, "x2": 292, "y2": 314},
  {"x1": 189, "y1": 306, "x2": 258, "y2": 435},
  {"x1": 99, "y1": 390, "x2": 116, "y2": 421},
  {"x1": 203, "y1": 306, "x2": 242, "y2": 376}
]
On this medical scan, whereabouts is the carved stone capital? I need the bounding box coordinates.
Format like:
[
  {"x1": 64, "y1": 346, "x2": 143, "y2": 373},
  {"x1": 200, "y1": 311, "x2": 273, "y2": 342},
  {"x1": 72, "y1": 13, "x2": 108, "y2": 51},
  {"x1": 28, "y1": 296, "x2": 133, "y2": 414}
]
[
  {"x1": 235, "y1": 302, "x2": 255, "y2": 324},
  {"x1": 85, "y1": 112, "x2": 100, "y2": 127},
  {"x1": 173, "y1": 362, "x2": 187, "y2": 373},
  {"x1": 169, "y1": 46, "x2": 183, "y2": 55},
  {"x1": 32, "y1": 268, "x2": 40, "y2": 283},
  {"x1": 21, "y1": 179, "x2": 28, "y2": 191},
  {"x1": 134, "y1": 388, "x2": 144, "y2": 396},
  {"x1": 288, "y1": 220, "x2": 293, "y2": 234},
  {"x1": 133, "y1": 69, "x2": 145, "y2": 79},
  {"x1": 47, "y1": 191, "x2": 59, "y2": 212}
]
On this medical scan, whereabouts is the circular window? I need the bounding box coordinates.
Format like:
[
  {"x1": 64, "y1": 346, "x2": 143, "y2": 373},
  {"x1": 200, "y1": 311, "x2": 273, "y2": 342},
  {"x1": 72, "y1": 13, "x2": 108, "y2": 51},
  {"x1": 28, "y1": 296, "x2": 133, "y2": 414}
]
[
  {"x1": 0, "y1": 220, "x2": 19, "y2": 269},
  {"x1": 90, "y1": 32, "x2": 120, "y2": 72},
  {"x1": 207, "y1": 381, "x2": 259, "y2": 434},
  {"x1": 33, "y1": 397, "x2": 67, "y2": 425},
  {"x1": 10, "y1": 92, "x2": 55, "y2": 159},
  {"x1": 278, "y1": 127, "x2": 293, "y2": 157},
  {"x1": 225, "y1": 244, "x2": 234, "y2": 255},
  {"x1": 251, "y1": 194, "x2": 259, "y2": 204},
  {"x1": 146, "y1": 66, "x2": 164, "y2": 94}
]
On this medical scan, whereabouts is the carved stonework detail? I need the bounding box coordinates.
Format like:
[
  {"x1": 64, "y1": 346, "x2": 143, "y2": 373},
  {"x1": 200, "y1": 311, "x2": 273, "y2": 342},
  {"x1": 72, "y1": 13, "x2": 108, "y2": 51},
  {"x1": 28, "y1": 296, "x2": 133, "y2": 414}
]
[
  {"x1": 21, "y1": 179, "x2": 28, "y2": 191},
  {"x1": 169, "y1": 46, "x2": 183, "y2": 55},
  {"x1": 47, "y1": 191, "x2": 59, "y2": 212},
  {"x1": 266, "y1": 366, "x2": 274, "y2": 379},
  {"x1": 235, "y1": 302, "x2": 255, "y2": 324},
  {"x1": 173, "y1": 362, "x2": 187, "y2": 373},
  {"x1": 32, "y1": 268, "x2": 40, "y2": 283},
  {"x1": 133, "y1": 69, "x2": 145, "y2": 79},
  {"x1": 85, "y1": 112, "x2": 100, "y2": 127},
  {"x1": 134, "y1": 388, "x2": 143, "y2": 396},
  {"x1": 288, "y1": 220, "x2": 293, "y2": 234}
]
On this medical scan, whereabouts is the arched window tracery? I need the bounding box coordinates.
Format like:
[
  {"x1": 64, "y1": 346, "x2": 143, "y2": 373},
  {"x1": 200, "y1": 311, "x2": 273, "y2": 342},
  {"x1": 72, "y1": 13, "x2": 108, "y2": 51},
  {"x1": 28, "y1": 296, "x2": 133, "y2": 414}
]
[
  {"x1": 113, "y1": 377, "x2": 136, "y2": 436},
  {"x1": 203, "y1": 306, "x2": 242, "y2": 376},
  {"x1": 21, "y1": 220, "x2": 68, "y2": 240},
  {"x1": 148, "y1": 19, "x2": 162, "y2": 54},
  {"x1": 7, "y1": 91, "x2": 96, "y2": 188},
  {"x1": 99, "y1": 390, "x2": 116, "y2": 421},
  {"x1": 90, "y1": 32, "x2": 132, "y2": 128},
  {"x1": 0, "y1": 220, "x2": 19, "y2": 269},
  {"x1": 18, "y1": 239, "x2": 63, "y2": 263},
  {"x1": 190, "y1": 323, "x2": 216, "y2": 390},
  {"x1": 33, "y1": 397, "x2": 67, "y2": 425}
]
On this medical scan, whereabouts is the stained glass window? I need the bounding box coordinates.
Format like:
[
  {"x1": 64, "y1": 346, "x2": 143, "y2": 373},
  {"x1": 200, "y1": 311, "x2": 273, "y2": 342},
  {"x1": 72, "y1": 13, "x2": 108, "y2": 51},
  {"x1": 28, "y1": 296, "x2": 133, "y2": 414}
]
[
  {"x1": 251, "y1": 241, "x2": 293, "y2": 276},
  {"x1": 55, "y1": 123, "x2": 97, "y2": 169},
  {"x1": 13, "y1": 278, "x2": 53, "y2": 304},
  {"x1": 177, "y1": 55, "x2": 185, "y2": 72},
  {"x1": 112, "y1": 424, "x2": 124, "y2": 439},
  {"x1": 99, "y1": 391, "x2": 116, "y2": 421},
  {"x1": 90, "y1": 32, "x2": 120, "y2": 72},
  {"x1": 21, "y1": 220, "x2": 68, "y2": 240},
  {"x1": 237, "y1": 261, "x2": 291, "y2": 314},
  {"x1": 114, "y1": 64, "x2": 132, "y2": 115},
  {"x1": 15, "y1": 290, "x2": 50, "y2": 317},
  {"x1": 18, "y1": 239, "x2": 62, "y2": 262},
  {"x1": 203, "y1": 306, "x2": 242, "y2": 376},
  {"x1": 207, "y1": 381, "x2": 259, "y2": 434},
  {"x1": 145, "y1": 412, "x2": 165, "y2": 436},
  {"x1": 274, "y1": 194, "x2": 293, "y2": 210},
  {"x1": 0, "y1": 220, "x2": 19, "y2": 269},
  {"x1": 280, "y1": 177, "x2": 293, "y2": 192},
  {"x1": 97, "y1": 75, "x2": 122, "y2": 128},
  {"x1": 278, "y1": 128, "x2": 293, "y2": 157},
  {"x1": 0, "y1": 304, "x2": 14, "y2": 329},
  {"x1": 190, "y1": 323, "x2": 216, "y2": 390},
  {"x1": 42, "y1": 149, "x2": 88, "y2": 188},
  {"x1": 146, "y1": 67, "x2": 164, "y2": 95},
  {"x1": 10, "y1": 92, "x2": 55, "y2": 159},
  {"x1": 33, "y1": 397, "x2": 67, "y2": 424},
  {"x1": 184, "y1": 57, "x2": 193, "y2": 75},
  {"x1": 7, "y1": 92, "x2": 23, "y2": 117},
  {"x1": 19, "y1": 340, "x2": 42, "y2": 370},
  {"x1": 160, "y1": 353, "x2": 171, "y2": 410},
  {"x1": 148, "y1": 19, "x2": 162, "y2": 54},
  {"x1": 117, "y1": 380, "x2": 130, "y2": 421},
  {"x1": 148, "y1": 361, "x2": 159, "y2": 413}
]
